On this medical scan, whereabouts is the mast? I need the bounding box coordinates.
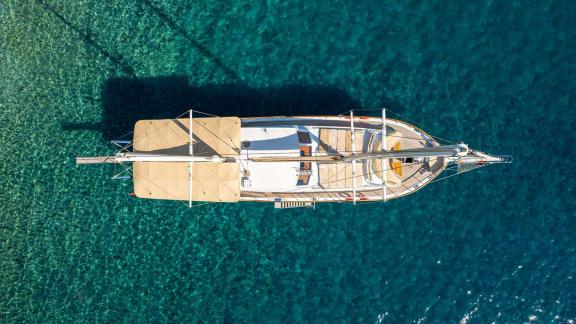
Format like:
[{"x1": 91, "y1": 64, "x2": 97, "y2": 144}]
[
  {"x1": 77, "y1": 142, "x2": 477, "y2": 164},
  {"x1": 343, "y1": 144, "x2": 469, "y2": 161},
  {"x1": 350, "y1": 110, "x2": 357, "y2": 205},
  {"x1": 248, "y1": 144, "x2": 469, "y2": 163},
  {"x1": 381, "y1": 108, "x2": 387, "y2": 202},
  {"x1": 76, "y1": 154, "x2": 225, "y2": 164},
  {"x1": 188, "y1": 109, "x2": 193, "y2": 208}
]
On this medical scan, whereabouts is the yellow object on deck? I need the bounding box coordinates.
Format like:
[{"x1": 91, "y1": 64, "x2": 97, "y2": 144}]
[
  {"x1": 391, "y1": 140, "x2": 403, "y2": 177},
  {"x1": 392, "y1": 161, "x2": 403, "y2": 177}
]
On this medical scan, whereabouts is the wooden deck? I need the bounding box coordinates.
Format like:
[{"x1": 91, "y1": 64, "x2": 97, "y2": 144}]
[{"x1": 240, "y1": 116, "x2": 446, "y2": 202}]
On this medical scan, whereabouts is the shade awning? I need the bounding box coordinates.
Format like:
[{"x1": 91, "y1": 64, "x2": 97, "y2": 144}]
[
  {"x1": 133, "y1": 117, "x2": 241, "y2": 157},
  {"x1": 133, "y1": 162, "x2": 240, "y2": 202},
  {"x1": 132, "y1": 117, "x2": 241, "y2": 202}
]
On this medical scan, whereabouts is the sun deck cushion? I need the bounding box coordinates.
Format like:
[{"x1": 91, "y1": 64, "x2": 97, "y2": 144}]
[{"x1": 318, "y1": 128, "x2": 363, "y2": 154}]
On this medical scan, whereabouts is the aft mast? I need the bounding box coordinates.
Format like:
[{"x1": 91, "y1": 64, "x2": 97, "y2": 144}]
[
  {"x1": 381, "y1": 108, "x2": 387, "y2": 202},
  {"x1": 188, "y1": 109, "x2": 193, "y2": 208},
  {"x1": 350, "y1": 110, "x2": 357, "y2": 205}
]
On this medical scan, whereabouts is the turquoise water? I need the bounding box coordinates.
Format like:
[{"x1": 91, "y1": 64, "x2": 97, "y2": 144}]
[{"x1": 1, "y1": 0, "x2": 575, "y2": 322}]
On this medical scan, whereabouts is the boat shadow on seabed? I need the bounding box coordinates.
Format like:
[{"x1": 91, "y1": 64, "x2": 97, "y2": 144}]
[
  {"x1": 42, "y1": 0, "x2": 408, "y2": 141},
  {"x1": 63, "y1": 77, "x2": 367, "y2": 141}
]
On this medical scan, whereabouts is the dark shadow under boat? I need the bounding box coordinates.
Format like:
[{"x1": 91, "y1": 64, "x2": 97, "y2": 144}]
[{"x1": 62, "y1": 76, "x2": 368, "y2": 141}]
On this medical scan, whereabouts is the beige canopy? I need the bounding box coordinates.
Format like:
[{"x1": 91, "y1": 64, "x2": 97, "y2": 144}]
[
  {"x1": 133, "y1": 162, "x2": 240, "y2": 202},
  {"x1": 132, "y1": 117, "x2": 241, "y2": 202},
  {"x1": 133, "y1": 117, "x2": 240, "y2": 156}
]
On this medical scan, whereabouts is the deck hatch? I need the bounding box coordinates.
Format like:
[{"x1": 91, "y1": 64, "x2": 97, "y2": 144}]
[{"x1": 297, "y1": 131, "x2": 311, "y2": 144}]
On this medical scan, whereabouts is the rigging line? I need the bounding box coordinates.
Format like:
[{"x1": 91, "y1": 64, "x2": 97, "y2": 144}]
[
  {"x1": 111, "y1": 161, "x2": 131, "y2": 178},
  {"x1": 126, "y1": 166, "x2": 190, "y2": 208},
  {"x1": 192, "y1": 146, "x2": 210, "y2": 156},
  {"x1": 442, "y1": 166, "x2": 459, "y2": 173},
  {"x1": 338, "y1": 108, "x2": 416, "y2": 116},
  {"x1": 112, "y1": 140, "x2": 133, "y2": 152},
  {"x1": 229, "y1": 143, "x2": 447, "y2": 158},
  {"x1": 152, "y1": 119, "x2": 183, "y2": 151},
  {"x1": 426, "y1": 133, "x2": 456, "y2": 145},
  {"x1": 338, "y1": 108, "x2": 413, "y2": 117},
  {"x1": 428, "y1": 163, "x2": 492, "y2": 184},
  {"x1": 382, "y1": 163, "x2": 430, "y2": 197},
  {"x1": 346, "y1": 108, "x2": 457, "y2": 145},
  {"x1": 187, "y1": 201, "x2": 219, "y2": 209},
  {"x1": 430, "y1": 164, "x2": 489, "y2": 183},
  {"x1": 112, "y1": 160, "x2": 117, "y2": 177},
  {"x1": 334, "y1": 107, "x2": 402, "y2": 116},
  {"x1": 385, "y1": 110, "x2": 457, "y2": 145},
  {"x1": 128, "y1": 110, "x2": 191, "y2": 146},
  {"x1": 236, "y1": 152, "x2": 248, "y2": 174},
  {"x1": 384, "y1": 133, "x2": 435, "y2": 143},
  {"x1": 427, "y1": 170, "x2": 466, "y2": 185},
  {"x1": 336, "y1": 107, "x2": 357, "y2": 116},
  {"x1": 329, "y1": 157, "x2": 448, "y2": 197},
  {"x1": 385, "y1": 109, "x2": 420, "y2": 125},
  {"x1": 134, "y1": 109, "x2": 238, "y2": 155},
  {"x1": 216, "y1": 130, "x2": 444, "y2": 157},
  {"x1": 120, "y1": 143, "x2": 133, "y2": 152},
  {"x1": 342, "y1": 186, "x2": 438, "y2": 204},
  {"x1": 114, "y1": 110, "x2": 192, "y2": 143},
  {"x1": 119, "y1": 162, "x2": 131, "y2": 174},
  {"x1": 280, "y1": 160, "x2": 423, "y2": 194},
  {"x1": 195, "y1": 162, "x2": 239, "y2": 201},
  {"x1": 397, "y1": 162, "x2": 441, "y2": 196},
  {"x1": 337, "y1": 108, "x2": 455, "y2": 145},
  {"x1": 359, "y1": 129, "x2": 440, "y2": 146},
  {"x1": 127, "y1": 109, "x2": 225, "y2": 149},
  {"x1": 316, "y1": 158, "x2": 500, "y2": 192},
  {"x1": 114, "y1": 130, "x2": 134, "y2": 141},
  {"x1": 126, "y1": 170, "x2": 191, "y2": 207},
  {"x1": 190, "y1": 109, "x2": 219, "y2": 117},
  {"x1": 194, "y1": 121, "x2": 240, "y2": 152},
  {"x1": 146, "y1": 109, "x2": 239, "y2": 154},
  {"x1": 123, "y1": 112, "x2": 437, "y2": 154},
  {"x1": 335, "y1": 159, "x2": 445, "y2": 202}
]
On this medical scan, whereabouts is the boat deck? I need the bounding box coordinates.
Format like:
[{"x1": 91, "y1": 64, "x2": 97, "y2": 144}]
[{"x1": 239, "y1": 116, "x2": 446, "y2": 202}]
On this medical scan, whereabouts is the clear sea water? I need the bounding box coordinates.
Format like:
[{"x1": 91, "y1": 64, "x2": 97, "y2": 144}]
[{"x1": 1, "y1": 0, "x2": 575, "y2": 322}]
